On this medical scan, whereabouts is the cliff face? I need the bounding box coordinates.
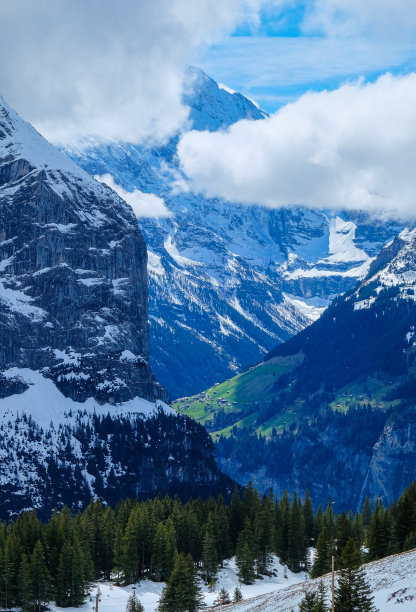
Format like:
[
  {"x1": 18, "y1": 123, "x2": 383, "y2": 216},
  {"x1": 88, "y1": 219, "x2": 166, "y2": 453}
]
[
  {"x1": 0, "y1": 96, "x2": 164, "y2": 404},
  {"x1": 0, "y1": 96, "x2": 235, "y2": 518}
]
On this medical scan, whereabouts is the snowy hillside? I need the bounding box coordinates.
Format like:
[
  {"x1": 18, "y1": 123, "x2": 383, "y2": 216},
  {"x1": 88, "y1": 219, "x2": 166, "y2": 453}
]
[
  {"x1": 65, "y1": 68, "x2": 403, "y2": 399},
  {"x1": 227, "y1": 549, "x2": 416, "y2": 612},
  {"x1": 47, "y1": 549, "x2": 416, "y2": 612}
]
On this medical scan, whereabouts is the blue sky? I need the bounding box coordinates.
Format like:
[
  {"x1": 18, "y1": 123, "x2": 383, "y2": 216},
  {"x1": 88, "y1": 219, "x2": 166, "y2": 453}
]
[{"x1": 198, "y1": 1, "x2": 416, "y2": 113}]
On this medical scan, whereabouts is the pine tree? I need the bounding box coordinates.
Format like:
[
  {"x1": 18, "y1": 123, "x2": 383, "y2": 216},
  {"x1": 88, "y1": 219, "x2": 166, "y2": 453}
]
[
  {"x1": 233, "y1": 586, "x2": 243, "y2": 602},
  {"x1": 158, "y1": 553, "x2": 202, "y2": 612},
  {"x1": 303, "y1": 490, "x2": 315, "y2": 545},
  {"x1": 201, "y1": 530, "x2": 218, "y2": 583},
  {"x1": 336, "y1": 512, "x2": 353, "y2": 561},
  {"x1": 299, "y1": 590, "x2": 319, "y2": 612},
  {"x1": 213, "y1": 587, "x2": 231, "y2": 606},
  {"x1": 126, "y1": 591, "x2": 144, "y2": 612},
  {"x1": 235, "y1": 522, "x2": 256, "y2": 584},
  {"x1": 334, "y1": 538, "x2": 378, "y2": 612},
  {"x1": 315, "y1": 580, "x2": 329, "y2": 612},
  {"x1": 17, "y1": 553, "x2": 34, "y2": 612},
  {"x1": 277, "y1": 489, "x2": 291, "y2": 564},
  {"x1": 287, "y1": 493, "x2": 307, "y2": 572},
  {"x1": 298, "y1": 581, "x2": 328, "y2": 612},
  {"x1": 311, "y1": 527, "x2": 331, "y2": 578},
  {"x1": 56, "y1": 537, "x2": 86, "y2": 606},
  {"x1": 152, "y1": 521, "x2": 176, "y2": 582},
  {"x1": 362, "y1": 497, "x2": 372, "y2": 531},
  {"x1": 113, "y1": 522, "x2": 124, "y2": 584},
  {"x1": 31, "y1": 540, "x2": 54, "y2": 612}
]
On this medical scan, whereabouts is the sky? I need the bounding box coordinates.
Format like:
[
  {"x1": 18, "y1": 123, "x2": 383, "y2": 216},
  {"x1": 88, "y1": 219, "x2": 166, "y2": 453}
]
[
  {"x1": 199, "y1": 0, "x2": 416, "y2": 112},
  {"x1": 0, "y1": 0, "x2": 416, "y2": 218}
]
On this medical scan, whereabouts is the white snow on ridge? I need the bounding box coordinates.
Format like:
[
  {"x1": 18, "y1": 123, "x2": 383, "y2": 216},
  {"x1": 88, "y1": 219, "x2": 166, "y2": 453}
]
[{"x1": 0, "y1": 368, "x2": 174, "y2": 429}]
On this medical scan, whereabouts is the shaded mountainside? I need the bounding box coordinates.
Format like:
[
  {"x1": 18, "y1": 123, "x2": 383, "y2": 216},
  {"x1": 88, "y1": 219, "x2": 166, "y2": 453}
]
[
  {"x1": 0, "y1": 95, "x2": 234, "y2": 517},
  {"x1": 177, "y1": 228, "x2": 416, "y2": 510},
  {"x1": 65, "y1": 68, "x2": 403, "y2": 399}
]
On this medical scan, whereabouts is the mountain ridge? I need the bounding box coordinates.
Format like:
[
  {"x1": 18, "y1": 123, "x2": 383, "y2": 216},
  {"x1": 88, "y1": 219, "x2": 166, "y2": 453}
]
[
  {"x1": 177, "y1": 226, "x2": 416, "y2": 509},
  {"x1": 65, "y1": 67, "x2": 404, "y2": 399}
]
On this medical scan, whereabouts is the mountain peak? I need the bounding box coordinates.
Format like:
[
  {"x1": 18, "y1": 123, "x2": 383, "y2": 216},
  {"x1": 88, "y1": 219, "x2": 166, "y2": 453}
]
[
  {"x1": 0, "y1": 96, "x2": 166, "y2": 408},
  {"x1": 184, "y1": 66, "x2": 267, "y2": 132}
]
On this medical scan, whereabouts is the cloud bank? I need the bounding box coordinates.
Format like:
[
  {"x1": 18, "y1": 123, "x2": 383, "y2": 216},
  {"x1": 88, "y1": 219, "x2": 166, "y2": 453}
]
[
  {"x1": 178, "y1": 73, "x2": 416, "y2": 219},
  {"x1": 0, "y1": 0, "x2": 262, "y2": 146},
  {"x1": 95, "y1": 174, "x2": 171, "y2": 218},
  {"x1": 303, "y1": 0, "x2": 416, "y2": 39}
]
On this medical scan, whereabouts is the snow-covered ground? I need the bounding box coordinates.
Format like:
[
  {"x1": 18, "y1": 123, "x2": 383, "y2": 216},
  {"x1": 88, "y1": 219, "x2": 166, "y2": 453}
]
[
  {"x1": 48, "y1": 550, "x2": 416, "y2": 612},
  {"x1": 49, "y1": 556, "x2": 306, "y2": 612},
  {"x1": 225, "y1": 548, "x2": 416, "y2": 612}
]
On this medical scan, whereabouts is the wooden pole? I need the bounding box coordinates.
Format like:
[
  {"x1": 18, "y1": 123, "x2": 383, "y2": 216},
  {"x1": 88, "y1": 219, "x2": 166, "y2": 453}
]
[{"x1": 332, "y1": 555, "x2": 335, "y2": 612}]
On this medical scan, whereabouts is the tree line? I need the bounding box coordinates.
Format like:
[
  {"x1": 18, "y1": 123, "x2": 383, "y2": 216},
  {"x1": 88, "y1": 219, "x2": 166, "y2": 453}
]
[{"x1": 0, "y1": 481, "x2": 415, "y2": 610}]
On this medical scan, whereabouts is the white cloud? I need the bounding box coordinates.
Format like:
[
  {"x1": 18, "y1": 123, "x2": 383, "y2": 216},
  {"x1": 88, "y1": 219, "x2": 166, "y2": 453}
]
[
  {"x1": 303, "y1": 0, "x2": 416, "y2": 39},
  {"x1": 178, "y1": 72, "x2": 416, "y2": 220},
  {"x1": 95, "y1": 174, "x2": 171, "y2": 218},
  {"x1": 0, "y1": 0, "x2": 263, "y2": 146}
]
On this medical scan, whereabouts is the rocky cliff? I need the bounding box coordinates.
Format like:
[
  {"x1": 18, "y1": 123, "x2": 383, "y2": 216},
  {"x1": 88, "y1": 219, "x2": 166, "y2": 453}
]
[{"x1": 0, "y1": 95, "x2": 234, "y2": 518}]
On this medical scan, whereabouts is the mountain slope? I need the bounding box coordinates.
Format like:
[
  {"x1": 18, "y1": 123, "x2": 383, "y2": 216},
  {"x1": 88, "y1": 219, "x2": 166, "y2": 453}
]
[
  {"x1": 228, "y1": 548, "x2": 416, "y2": 612},
  {"x1": 65, "y1": 68, "x2": 403, "y2": 399},
  {"x1": 0, "y1": 95, "x2": 233, "y2": 518},
  {"x1": 178, "y1": 228, "x2": 416, "y2": 509}
]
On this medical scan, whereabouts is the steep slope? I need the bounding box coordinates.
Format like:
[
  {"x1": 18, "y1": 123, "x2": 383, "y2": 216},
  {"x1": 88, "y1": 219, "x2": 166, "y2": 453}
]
[
  {"x1": 227, "y1": 548, "x2": 416, "y2": 612},
  {"x1": 0, "y1": 95, "x2": 233, "y2": 518},
  {"x1": 65, "y1": 68, "x2": 403, "y2": 399},
  {"x1": 178, "y1": 228, "x2": 416, "y2": 509}
]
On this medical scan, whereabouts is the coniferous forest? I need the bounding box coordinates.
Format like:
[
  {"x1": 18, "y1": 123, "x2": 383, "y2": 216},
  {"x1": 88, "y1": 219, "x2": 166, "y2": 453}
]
[{"x1": 0, "y1": 481, "x2": 415, "y2": 611}]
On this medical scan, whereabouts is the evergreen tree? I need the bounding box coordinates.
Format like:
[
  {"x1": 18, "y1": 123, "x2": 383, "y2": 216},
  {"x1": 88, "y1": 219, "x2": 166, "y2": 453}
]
[
  {"x1": 122, "y1": 509, "x2": 140, "y2": 583},
  {"x1": 315, "y1": 581, "x2": 329, "y2": 612},
  {"x1": 287, "y1": 493, "x2": 307, "y2": 572},
  {"x1": 311, "y1": 527, "x2": 331, "y2": 578},
  {"x1": 233, "y1": 586, "x2": 243, "y2": 602},
  {"x1": 213, "y1": 587, "x2": 231, "y2": 606},
  {"x1": 299, "y1": 581, "x2": 328, "y2": 612},
  {"x1": 235, "y1": 521, "x2": 256, "y2": 584},
  {"x1": 17, "y1": 553, "x2": 34, "y2": 612},
  {"x1": 56, "y1": 537, "x2": 86, "y2": 607},
  {"x1": 362, "y1": 497, "x2": 372, "y2": 531},
  {"x1": 152, "y1": 521, "x2": 176, "y2": 582},
  {"x1": 31, "y1": 540, "x2": 54, "y2": 612},
  {"x1": 299, "y1": 591, "x2": 319, "y2": 612},
  {"x1": 126, "y1": 591, "x2": 144, "y2": 612},
  {"x1": 157, "y1": 553, "x2": 202, "y2": 612},
  {"x1": 367, "y1": 507, "x2": 391, "y2": 561},
  {"x1": 334, "y1": 538, "x2": 378, "y2": 612},
  {"x1": 303, "y1": 491, "x2": 315, "y2": 545},
  {"x1": 336, "y1": 512, "x2": 353, "y2": 561},
  {"x1": 277, "y1": 489, "x2": 290, "y2": 564},
  {"x1": 201, "y1": 530, "x2": 218, "y2": 583},
  {"x1": 113, "y1": 522, "x2": 124, "y2": 584}
]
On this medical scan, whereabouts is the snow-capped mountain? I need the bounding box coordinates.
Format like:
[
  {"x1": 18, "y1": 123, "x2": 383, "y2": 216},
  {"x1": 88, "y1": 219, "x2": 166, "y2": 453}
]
[
  {"x1": 65, "y1": 68, "x2": 403, "y2": 399},
  {"x1": 0, "y1": 95, "x2": 233, "y2": 517}
]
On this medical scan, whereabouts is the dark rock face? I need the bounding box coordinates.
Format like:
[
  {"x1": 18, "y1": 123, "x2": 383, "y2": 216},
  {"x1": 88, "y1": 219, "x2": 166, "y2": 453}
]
[
  {"x1": 0, "y1": 97, "x2": 165, "y2": 404},
  {"x1": 0, "y1": 96, "x2": 236, "y2": 518}
]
